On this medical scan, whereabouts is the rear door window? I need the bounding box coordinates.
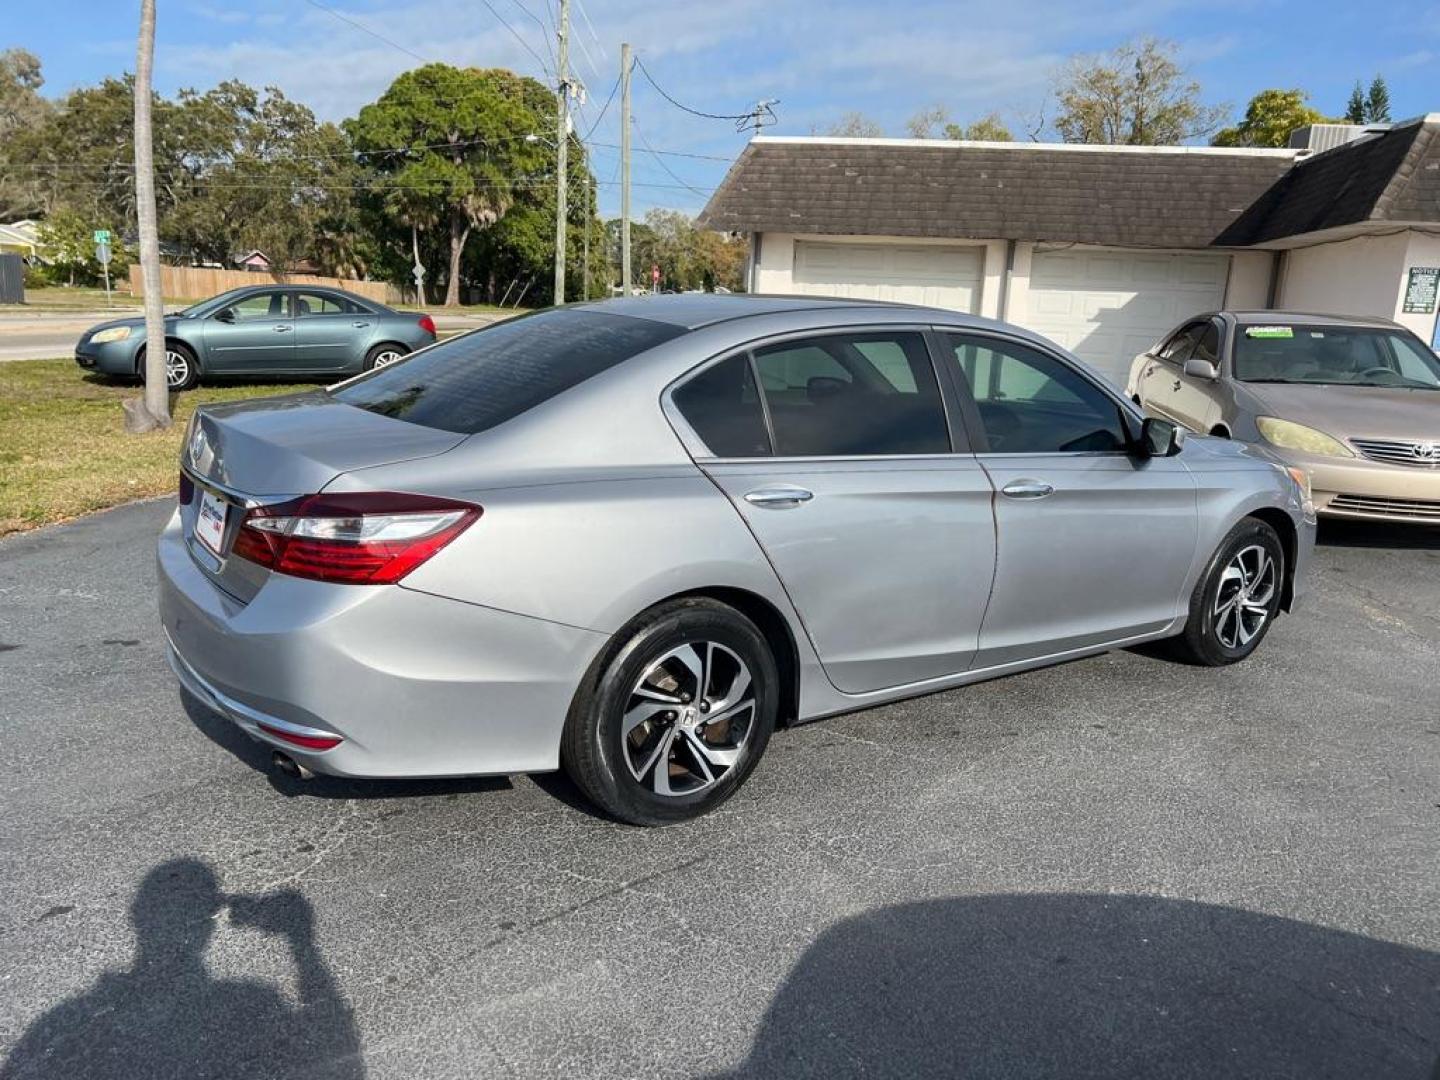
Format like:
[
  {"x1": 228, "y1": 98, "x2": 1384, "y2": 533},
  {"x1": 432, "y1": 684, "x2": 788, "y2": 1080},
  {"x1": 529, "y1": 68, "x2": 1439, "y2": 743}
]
[
  {"x1": 331, "y1": 308, "x2": 683, "y2": 434},
  {"x1": 294, "y1": 292, "x2": 354, "y2": 316},
  {"x1": 671, "y1": 354, "x2": 771, "y2": 457},
  {"x1": 751, "y1": 331, "x2": 949, "y2": 456}
]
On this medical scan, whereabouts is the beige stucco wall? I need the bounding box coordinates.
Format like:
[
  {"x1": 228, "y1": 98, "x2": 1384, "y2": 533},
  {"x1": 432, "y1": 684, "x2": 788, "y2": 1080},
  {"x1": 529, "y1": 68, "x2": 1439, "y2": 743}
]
[
  {"x1": 1394, "y1": 232, "x2": 1440, "y2": 347},
  {"x1": 1279, "y1": 230, "x2": 1440, "y2": 344},
  {"x1": 1224, "y1": 251, "x2": 1274, "y2": 309}
]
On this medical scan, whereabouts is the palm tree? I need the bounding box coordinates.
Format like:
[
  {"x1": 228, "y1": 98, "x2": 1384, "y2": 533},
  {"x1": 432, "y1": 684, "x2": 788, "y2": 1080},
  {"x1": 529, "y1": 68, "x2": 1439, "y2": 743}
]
[{"x1": 126, "y1": 0, "x2": 170, "y2": 432}]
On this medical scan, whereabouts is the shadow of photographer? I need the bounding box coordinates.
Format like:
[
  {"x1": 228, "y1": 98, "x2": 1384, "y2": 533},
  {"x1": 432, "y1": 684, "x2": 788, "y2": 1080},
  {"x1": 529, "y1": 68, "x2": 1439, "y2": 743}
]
[
  {"x1": 720, "y1": 893, "x2": 1440, "y2": 1080},
  {"x1": 1, "y1": 858, "x2": 363, "y2": 1080}
]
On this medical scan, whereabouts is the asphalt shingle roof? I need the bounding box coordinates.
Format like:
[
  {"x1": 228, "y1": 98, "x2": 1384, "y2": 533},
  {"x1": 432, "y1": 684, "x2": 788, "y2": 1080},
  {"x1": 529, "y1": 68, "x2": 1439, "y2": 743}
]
[
  {"x1": 697, "y1": 139, "x2": 1298, "y2": 248},
  {"x1": 1220, "y1": 117, "x2": 1440, "y2": 243},
  {"x1": 699, "y1": 123, "x2": 1440, "y2": 248}
]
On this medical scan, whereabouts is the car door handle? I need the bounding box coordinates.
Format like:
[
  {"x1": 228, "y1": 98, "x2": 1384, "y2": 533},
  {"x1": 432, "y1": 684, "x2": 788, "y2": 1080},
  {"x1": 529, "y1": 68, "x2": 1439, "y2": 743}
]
[
  {"x1": 352, "y1": 321, "x2": 371, "y2": 328},
  {"x1": 1000, "y1": 479, "x2": 1054, "y2": 500},
  {"x1": 744, "y1": 486, "x2": 814, "y2": 508},
  {"x1": 273, "y1": 324, "x2": 293, "y2": 333}
]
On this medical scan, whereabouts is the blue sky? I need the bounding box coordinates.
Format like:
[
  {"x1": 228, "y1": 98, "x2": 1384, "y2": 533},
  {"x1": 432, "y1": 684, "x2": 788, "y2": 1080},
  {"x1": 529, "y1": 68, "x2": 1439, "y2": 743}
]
[{"x1": 9, "y1": 0, "x2": 1438, "y2": 219}]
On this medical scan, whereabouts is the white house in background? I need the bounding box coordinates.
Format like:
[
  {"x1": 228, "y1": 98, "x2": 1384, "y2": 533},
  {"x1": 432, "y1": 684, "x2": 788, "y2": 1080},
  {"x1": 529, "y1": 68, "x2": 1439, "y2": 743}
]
[
  {"x1": 698, "y1": 115, "x2": 1440, "y2": 386},
  {"x1": 0, "y1": 220, "x2": 42, "y2": 261}
]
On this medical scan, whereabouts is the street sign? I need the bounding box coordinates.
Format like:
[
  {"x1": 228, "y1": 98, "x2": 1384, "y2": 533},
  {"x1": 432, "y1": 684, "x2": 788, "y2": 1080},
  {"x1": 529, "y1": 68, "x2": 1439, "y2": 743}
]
[
  {"x1": 93, "y1": 229, "x2": 111, "y2": 244},
  {"x1": 94, "y1": 242, "x2": 112, "y2": 266}
]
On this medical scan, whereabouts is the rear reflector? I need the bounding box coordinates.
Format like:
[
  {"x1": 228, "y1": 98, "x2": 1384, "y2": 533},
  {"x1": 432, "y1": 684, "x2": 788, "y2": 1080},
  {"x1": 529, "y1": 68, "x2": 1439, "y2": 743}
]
[
  {"x1": 256, "y1": 721, "x2": 343, "y2": 752},
  {"x1": 232, "y1": 491, "x2": 480, "y2": 585}
]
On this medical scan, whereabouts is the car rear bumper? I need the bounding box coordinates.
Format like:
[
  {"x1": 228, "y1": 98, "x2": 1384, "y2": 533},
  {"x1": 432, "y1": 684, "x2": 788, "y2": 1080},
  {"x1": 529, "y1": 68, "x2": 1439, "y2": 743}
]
[{"x1": 156, "y1": 509, "x2": 608, "y2": 778}]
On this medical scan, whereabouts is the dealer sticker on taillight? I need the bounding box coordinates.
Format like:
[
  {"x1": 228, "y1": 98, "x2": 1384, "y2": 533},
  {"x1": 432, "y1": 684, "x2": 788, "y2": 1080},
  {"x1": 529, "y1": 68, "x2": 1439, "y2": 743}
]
[{"x1": 195, "y1": 489, "x2": 228, "y2": 556}]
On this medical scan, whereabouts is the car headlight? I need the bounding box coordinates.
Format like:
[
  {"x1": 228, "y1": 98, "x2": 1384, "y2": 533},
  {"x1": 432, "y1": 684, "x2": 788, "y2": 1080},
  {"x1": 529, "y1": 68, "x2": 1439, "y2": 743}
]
[
  {"x1": 90, "y1": 326, "x2": 134, "y2": 344},
  {"x1": 1255, "y1": 416, "x2": 1354, "y2": 458}
]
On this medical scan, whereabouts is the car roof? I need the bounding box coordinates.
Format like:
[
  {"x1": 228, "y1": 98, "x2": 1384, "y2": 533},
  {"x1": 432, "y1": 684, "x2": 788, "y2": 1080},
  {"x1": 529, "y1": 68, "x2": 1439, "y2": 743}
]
[
  {"x1": 1221, "y1": 310, "x2": 1401, "y2": 328},
  {"x1": 572, "y1": 293, "x2": 958, "y2": 331}
]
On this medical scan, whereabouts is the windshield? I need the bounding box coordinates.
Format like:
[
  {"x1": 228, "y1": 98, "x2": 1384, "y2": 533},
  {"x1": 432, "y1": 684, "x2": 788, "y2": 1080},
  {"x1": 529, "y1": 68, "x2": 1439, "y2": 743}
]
[
  {"x1": 1234, "y1": 324, "x2": 1440, "y2": 389},
  {"x1": 329, "y1": 307, "x2": 685, "y2": 435}
]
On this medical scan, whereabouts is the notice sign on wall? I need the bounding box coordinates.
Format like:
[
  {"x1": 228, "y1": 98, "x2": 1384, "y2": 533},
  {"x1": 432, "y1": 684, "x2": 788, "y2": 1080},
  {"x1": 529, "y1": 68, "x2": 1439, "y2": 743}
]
[{"x1": 1402, "y1": 266, "x2": 1439, "y2": 314}]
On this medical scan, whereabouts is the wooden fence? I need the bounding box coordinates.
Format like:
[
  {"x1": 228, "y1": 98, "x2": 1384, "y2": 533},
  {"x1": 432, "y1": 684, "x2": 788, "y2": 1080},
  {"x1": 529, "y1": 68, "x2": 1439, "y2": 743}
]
[{"x1": 129, "y1": 265, "x2": 402, "y2": 305}]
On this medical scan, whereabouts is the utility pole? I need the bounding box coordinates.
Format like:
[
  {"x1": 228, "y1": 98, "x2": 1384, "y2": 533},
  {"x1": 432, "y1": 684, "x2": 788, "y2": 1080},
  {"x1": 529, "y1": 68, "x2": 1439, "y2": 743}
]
[
  {"x1": 552, "y1": 0, "x2": 571, "y2": 305},
  {"x1": 620, "y1": 42, "x2": 632, "y2": 297},
  {"x1": 580, "y1": 169, "x2": 590, "y2": 301},
  {"x1": 126, "y1": 0, "x2": 169, "y2": 433}
]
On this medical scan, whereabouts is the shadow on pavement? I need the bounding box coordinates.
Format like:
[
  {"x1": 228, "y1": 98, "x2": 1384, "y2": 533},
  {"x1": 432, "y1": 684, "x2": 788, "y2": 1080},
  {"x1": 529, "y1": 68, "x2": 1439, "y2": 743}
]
[
  {"x1": 720, "y1": 894, "x2": 1440, "y2": 1080},
  {"x1": 1318, "y1": 520, "x2": 1440, "y2": 551},
  {"x1": 0, "y1": 858, "x2": 363, "y2": 1080},
  {"x1": 181, "y1": 688, "x2": 513, "y2": 801}
]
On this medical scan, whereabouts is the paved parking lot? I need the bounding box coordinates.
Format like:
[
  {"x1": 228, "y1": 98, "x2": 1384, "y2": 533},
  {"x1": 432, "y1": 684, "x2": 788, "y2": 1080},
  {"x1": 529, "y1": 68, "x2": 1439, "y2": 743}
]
[{"x1": 1, "y1": 499, "x2": 1438, "y2": 1079}]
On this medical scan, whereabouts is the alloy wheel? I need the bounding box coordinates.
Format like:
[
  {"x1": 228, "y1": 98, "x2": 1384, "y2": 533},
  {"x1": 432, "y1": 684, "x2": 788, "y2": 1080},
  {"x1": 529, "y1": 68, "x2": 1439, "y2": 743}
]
[
  {"x1": 1212, "y1": 544, "x2": 1277, "y2": 649},
  {"x1": 165, "y1": 350, "x2": 191, "y2": 388},
  {"x1": 621, "y1": 641, "x2": 756, "y2": 797},
  {"x1": 373, "y1": 349, "x2": 404, "y2": 367}
]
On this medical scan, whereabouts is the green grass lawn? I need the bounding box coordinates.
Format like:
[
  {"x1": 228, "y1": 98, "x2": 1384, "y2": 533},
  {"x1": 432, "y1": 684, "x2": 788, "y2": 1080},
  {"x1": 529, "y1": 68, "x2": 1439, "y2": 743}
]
[
  {"x1": 0, "y1": 286, "x2": 151, "y2": 312},
  {"x1": 0, "y1": 359, "x2": 310, "y2": 536}
]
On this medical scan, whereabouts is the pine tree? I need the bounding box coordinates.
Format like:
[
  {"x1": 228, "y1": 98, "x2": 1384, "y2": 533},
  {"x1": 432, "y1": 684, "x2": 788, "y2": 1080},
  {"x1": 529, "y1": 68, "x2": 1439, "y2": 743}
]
[
  {"x1": 1365, "y1": 76, "x2": 1391, "y2": 124},
  {"x1": 1344, "y1": 82, "x2": 1366, "y2": 124}
]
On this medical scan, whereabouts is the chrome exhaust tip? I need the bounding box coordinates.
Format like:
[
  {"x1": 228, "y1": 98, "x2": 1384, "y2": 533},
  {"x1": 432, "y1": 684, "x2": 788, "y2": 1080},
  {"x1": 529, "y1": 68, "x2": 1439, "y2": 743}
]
[{"x1": 272, "y1": 750, "x2": 314, "y2": 781}]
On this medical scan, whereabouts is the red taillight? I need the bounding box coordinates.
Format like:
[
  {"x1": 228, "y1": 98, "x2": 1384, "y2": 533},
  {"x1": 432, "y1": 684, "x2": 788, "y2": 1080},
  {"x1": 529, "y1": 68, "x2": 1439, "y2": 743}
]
[
  {"x1": 232, "y1": 491, "x2": 480, "y2": 585},
  {"x1": 256, "y1": 722, "x2": 343, "y2": 751},
  {"x1": 417, "y1": 314, "x2": 436, "y2": 337}
]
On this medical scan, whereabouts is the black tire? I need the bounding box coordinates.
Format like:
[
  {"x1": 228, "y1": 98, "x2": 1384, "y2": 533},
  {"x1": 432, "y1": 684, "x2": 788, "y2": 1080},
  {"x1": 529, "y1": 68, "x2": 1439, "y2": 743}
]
[
  {"x1": 1168, "y1": 517, "x2": 1285, "y2": 666},
  {"x1": 363, "y1": 343, "x2": 409, "y2": 371},
  {"x1": 561, "y1": 598, "x2": 778, "y2": 826},
  {"x1": 137, "y1": 342, "x2": 199, "y2": 391}
]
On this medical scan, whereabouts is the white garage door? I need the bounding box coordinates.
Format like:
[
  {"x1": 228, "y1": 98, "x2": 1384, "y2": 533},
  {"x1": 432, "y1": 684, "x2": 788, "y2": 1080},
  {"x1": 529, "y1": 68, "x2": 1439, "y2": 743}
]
[
  {"x1": 792, "y1": 241, "x2": 984, "y2": 313},
  {"x1": 1022, "y1": 249, "x2": 1229, "y2": 386}
]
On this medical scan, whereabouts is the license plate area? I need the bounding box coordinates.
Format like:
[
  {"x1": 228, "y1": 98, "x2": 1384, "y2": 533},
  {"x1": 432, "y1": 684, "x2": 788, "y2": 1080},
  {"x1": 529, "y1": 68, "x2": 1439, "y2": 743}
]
[{"x1": 195, "y1": 488, "x2": 229, "y2": 556}]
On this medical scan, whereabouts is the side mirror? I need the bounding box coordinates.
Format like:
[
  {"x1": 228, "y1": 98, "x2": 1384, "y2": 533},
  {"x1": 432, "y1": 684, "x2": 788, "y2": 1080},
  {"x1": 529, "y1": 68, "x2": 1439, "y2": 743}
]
[
  {"x1": 213, "y1": 308, "x2": 235, "y2": 324},
  {"x1": 1183, "y1": 356, "x2": 1219, "y2": 380},
  {"x1": 1140, "y1": 417, "x2": 1185, "y2": 457}
]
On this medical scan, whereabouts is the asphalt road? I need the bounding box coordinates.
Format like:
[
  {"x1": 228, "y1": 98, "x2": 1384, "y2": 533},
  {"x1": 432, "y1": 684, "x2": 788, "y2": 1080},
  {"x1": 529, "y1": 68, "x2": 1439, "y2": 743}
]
[
  {"x1": 0, "y1": 310, "x2": 501, "y2": 362},
  {"x1": 2, "y1": 500, "x2": 1438, "y2": 1079}
]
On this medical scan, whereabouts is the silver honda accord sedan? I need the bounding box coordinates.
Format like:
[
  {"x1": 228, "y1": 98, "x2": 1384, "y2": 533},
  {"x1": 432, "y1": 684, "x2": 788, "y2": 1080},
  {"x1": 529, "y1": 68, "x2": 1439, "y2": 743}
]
[{"x1": 159, "y1": 295, "x2": 1316, "y2": 825}]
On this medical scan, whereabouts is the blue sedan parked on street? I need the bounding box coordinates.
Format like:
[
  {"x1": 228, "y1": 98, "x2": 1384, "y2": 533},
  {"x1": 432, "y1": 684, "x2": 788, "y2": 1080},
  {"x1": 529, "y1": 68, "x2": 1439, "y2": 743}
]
[{"x1": 75, "y1": 285, "x2": 437, "y2": 389}]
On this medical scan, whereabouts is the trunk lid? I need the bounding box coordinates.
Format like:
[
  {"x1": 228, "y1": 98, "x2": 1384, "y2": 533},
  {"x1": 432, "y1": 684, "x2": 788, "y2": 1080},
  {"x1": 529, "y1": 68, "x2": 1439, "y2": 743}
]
[{"x1": 179, "y1": 391, "x2": 467, "y2": 602}]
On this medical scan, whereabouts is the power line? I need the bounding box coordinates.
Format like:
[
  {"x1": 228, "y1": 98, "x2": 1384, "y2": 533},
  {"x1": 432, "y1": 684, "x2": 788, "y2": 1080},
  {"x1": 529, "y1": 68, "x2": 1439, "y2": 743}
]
[
  {"x1": 632, "y1": 55, "x2": 753, "y2": 122},
  {"x1": 589, "y1": 140, "x2": 730, "y2": 162},
  {"x1": 570, "y1": 23, "x2": 604, "y2": 84},
  {"x1": 4, "y1": 132, "x2": 730, "y2": 172},
  {"x1": 632, "y1": 116, "x2": 709, "y2": 197},
  {"x1": 580, "y1": 73, "x2": 621, "y2": 141},
  {"x1": 506, "y1": 0, "x2": 557, "y2": 73},
  {"x1": 5, "y1": 132, "x2": 550, "y2": 171},
  {"x1": 476, "y1": 0, "x2": 554, "y2": 77},
  {"x1": 299, "y1": 0, "x2": 431, "y2": 64},
  {"x1": 574, "y1": 0, "x2": 607, "y2": 61}
]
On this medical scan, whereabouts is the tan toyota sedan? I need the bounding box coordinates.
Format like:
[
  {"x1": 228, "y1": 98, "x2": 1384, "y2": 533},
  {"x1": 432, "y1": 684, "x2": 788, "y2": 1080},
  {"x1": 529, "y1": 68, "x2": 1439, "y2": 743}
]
[{"x1": 1127, "y1": 312, "x2": 1440, "y2": 524}]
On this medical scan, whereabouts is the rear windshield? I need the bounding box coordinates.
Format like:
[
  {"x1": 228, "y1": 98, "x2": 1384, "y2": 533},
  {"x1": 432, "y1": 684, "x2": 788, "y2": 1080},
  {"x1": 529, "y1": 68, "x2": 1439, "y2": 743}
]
[
  {"x1": 1234, "y1": 324, "x2": 1440, "y2": 389},
  {"x1": 330, "y1": 308, "x2": 685, "y2": 434}
]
